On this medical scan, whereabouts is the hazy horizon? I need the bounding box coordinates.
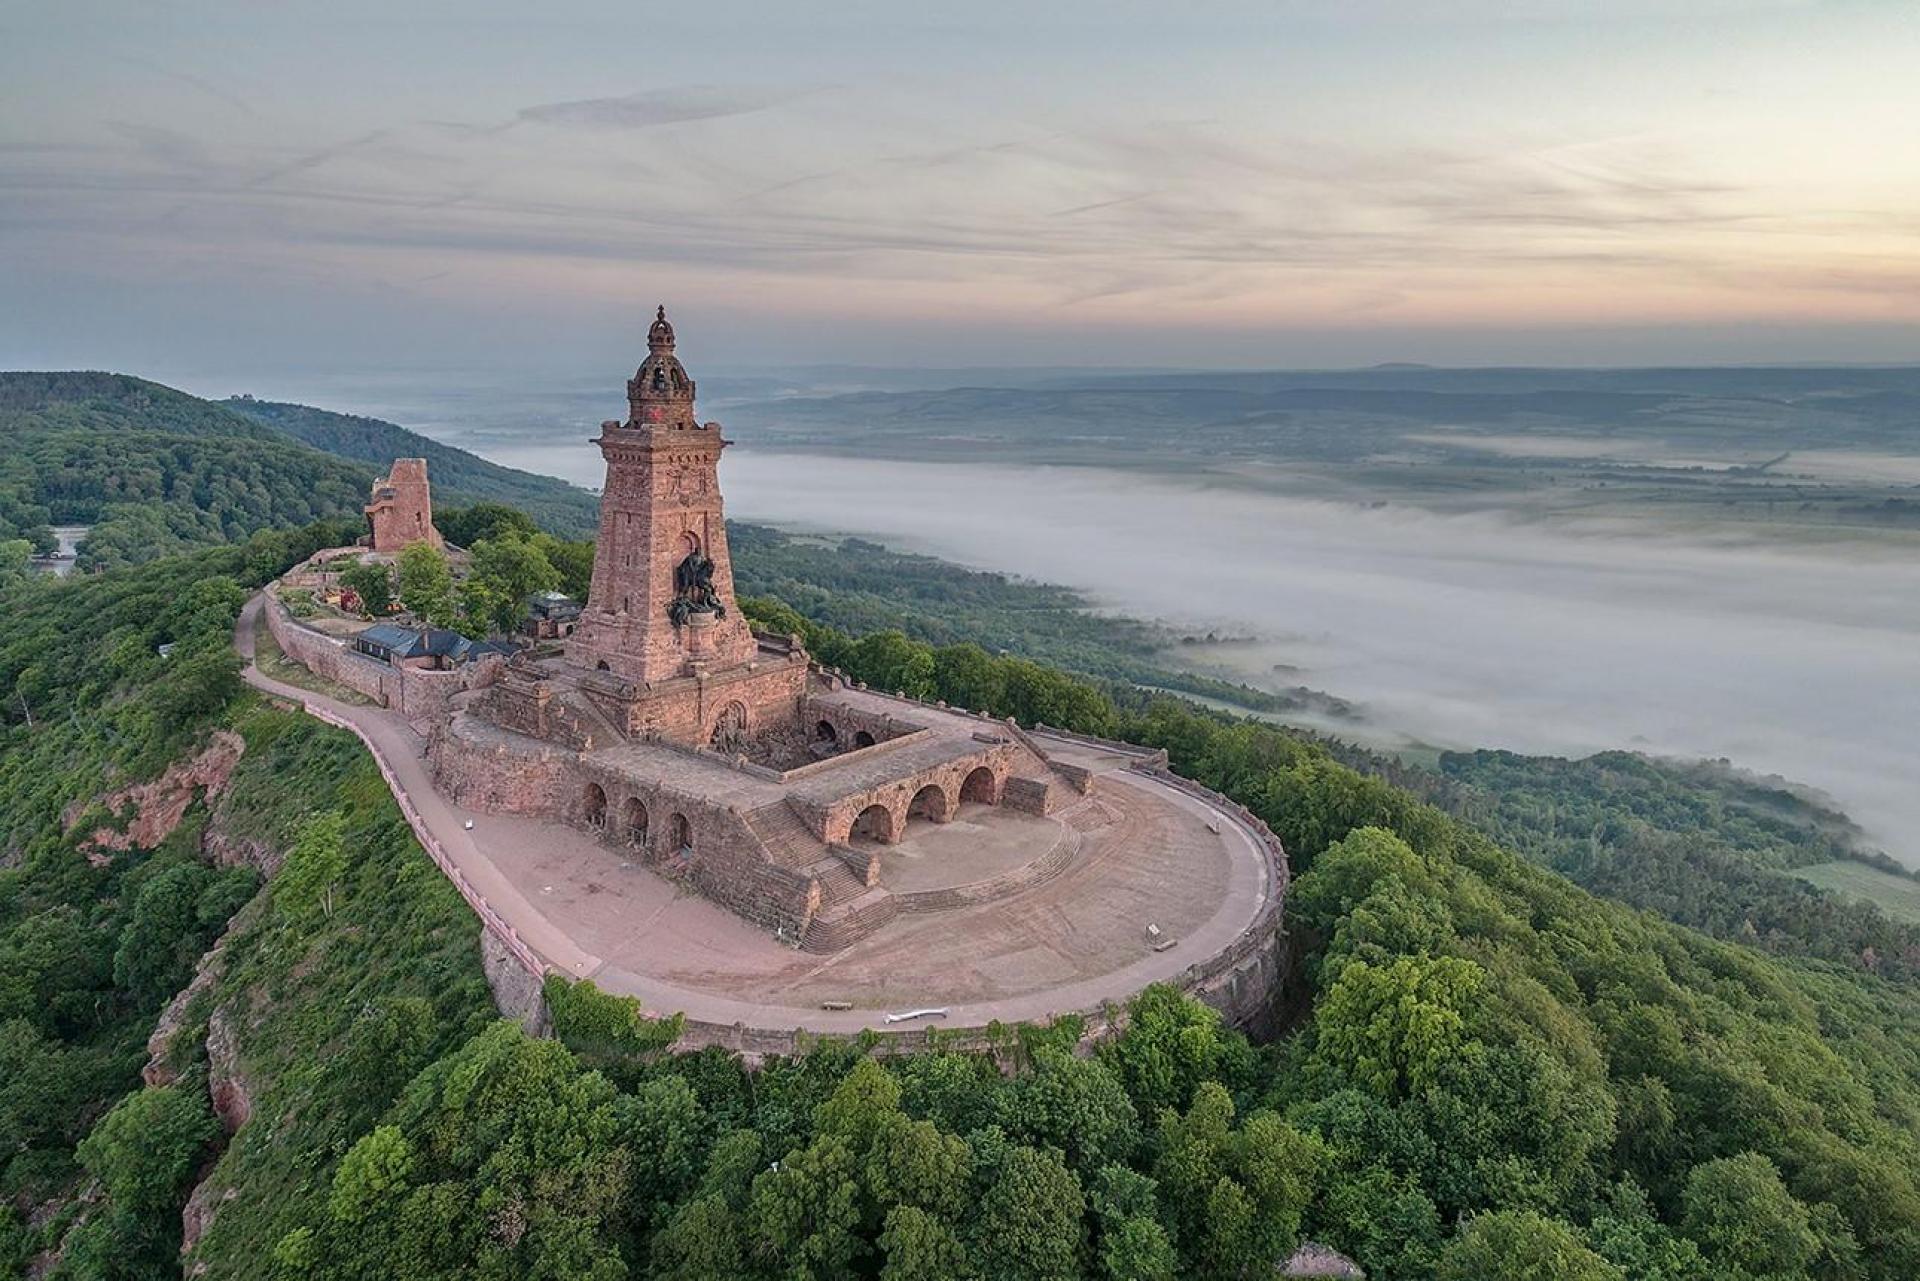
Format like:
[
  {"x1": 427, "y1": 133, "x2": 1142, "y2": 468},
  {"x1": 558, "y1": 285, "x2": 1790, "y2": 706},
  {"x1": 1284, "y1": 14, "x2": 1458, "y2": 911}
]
[{"x1": 6, "y1": 1, "x2": 1920, "y2": 380}]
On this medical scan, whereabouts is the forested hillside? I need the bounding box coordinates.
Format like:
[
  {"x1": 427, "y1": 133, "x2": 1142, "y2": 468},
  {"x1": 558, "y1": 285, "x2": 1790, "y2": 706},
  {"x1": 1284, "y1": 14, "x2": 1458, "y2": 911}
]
[
  {"x1": 221, "y1": 397, "x2": 599, "y2": 536},
  {"x1": 0, "y1": 374, "x2": 604, "y2": 576},
  {"x1": 1434, "y1": 749, "x2": 1920, "y2": 979},
  {"x1": 6, "y1": 477, "x2": 1920, "y2": 1276},
  {"x1": 0, "y1": 374, "x2": 373, "y2": 570}
]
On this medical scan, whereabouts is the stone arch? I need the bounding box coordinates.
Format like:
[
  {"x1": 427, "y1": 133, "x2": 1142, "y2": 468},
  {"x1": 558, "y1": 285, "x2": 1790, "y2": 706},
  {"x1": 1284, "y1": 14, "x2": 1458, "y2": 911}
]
[
  {"x1": 583, "y1": 782, "x2": 608, "y2": 829},
  {"x1": 681, "y1": 530, "x2": 701, "y2": 555},
  {"x1": 815, "y1": 719, "x2": 838, "y2": 744},
  {"x1": 851, "y1": 802, "x2": 899, "y2": 845},
  {"x1": 622, "y1": 796, "x2": 648, "y2": 847},
  {"x1": 960, "y1": 765, "x2": 1000, "y2": 806},
  {"x1": 908, "y1": 782, "x2": 953, "y2": 825},
  {"x1": 710, "y1": 700, "x2": 749, "y2": 753},
  {"x1": 669, "y1": 812, "x2": 693, "y2": 856},
  {"x1": 853, "y1": 729, "x2": 876, "y2": 749},
  {"x1": 596, "y1": 660, "x2": 611, "y2": 672}
]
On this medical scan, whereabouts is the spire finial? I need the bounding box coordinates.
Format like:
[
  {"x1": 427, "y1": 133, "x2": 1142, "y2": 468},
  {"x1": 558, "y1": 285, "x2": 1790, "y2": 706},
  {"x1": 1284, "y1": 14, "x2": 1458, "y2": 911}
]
[{"x1": 647, "y1": 303, "x2": 675, "y2": 353}]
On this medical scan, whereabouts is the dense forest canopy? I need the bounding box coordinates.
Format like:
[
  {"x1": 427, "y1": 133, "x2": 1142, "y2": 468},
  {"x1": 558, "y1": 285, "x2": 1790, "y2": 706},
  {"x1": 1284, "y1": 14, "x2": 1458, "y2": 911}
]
[{"x1": 0, "y1": 374, "x2": 373, "y2": 570}]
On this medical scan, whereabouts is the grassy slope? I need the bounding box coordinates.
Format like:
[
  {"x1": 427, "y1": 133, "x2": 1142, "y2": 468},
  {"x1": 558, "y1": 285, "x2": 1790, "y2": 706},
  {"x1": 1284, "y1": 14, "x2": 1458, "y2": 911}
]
[
  {"x1": 1799, "y1": 862, "x2": 1920, "y2": 925},
  {"x1": 175, "y1": 705, "x2": 495, "y2": 1276}
]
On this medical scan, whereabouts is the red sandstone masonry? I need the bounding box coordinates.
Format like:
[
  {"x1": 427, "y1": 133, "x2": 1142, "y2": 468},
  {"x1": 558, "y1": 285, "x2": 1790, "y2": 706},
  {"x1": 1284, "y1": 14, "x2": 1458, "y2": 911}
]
[
  {"x1": 270, "y1": 682, "x2": 1292, "y2": 1050},
  {"x1": 366, "y1": 458, "x2": 444, "y2": 554},
  {"x1": 263, "y1": 587, "x2": 498, "y2": 718}
]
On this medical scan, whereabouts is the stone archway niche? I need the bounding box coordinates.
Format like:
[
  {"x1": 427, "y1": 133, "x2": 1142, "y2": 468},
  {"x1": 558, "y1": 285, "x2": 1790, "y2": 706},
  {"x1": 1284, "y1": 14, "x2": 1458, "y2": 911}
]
[
  {"x1": 908, "y1": 783, "x2": 952, "y2": 825},
  {"x1": 851, "y1": 802, "x2": 898, "y2": 845},
  {"x1": 960, "y1": 765, "x2": 1000, "y2": 805}
]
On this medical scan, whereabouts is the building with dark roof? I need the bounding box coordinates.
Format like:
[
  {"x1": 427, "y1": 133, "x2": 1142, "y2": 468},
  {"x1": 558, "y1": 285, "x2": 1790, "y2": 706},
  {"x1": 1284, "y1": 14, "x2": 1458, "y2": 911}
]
[{"x1": 354, "y1": 624, "x2": 516, "y2": 670}]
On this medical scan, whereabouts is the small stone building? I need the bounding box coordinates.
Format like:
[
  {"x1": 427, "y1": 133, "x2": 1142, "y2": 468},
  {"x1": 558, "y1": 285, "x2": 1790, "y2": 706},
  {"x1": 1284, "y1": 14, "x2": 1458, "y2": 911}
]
[
  {"x1": 354, "y1": 623, "x2": 512, "y2": 671},
  {"x1": 525, "y1": 591, "x2": 582, "y2": 639},
  {"x1": 366, "y1": 458, "x2": 444, "y2": 553}
]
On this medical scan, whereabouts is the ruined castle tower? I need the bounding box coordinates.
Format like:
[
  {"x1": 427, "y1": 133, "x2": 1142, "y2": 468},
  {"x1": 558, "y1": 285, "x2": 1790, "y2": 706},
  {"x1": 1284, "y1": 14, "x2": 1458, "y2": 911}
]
[
  {"x1": 365, "y1": 458, "x2": 444, "y2": 553},
  {"x1": 569, "y1": 306, "x2": 757, "y2": 684}
]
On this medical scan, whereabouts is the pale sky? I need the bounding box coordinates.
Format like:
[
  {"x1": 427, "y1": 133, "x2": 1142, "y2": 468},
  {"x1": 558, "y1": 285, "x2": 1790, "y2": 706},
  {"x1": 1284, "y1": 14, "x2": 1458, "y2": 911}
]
[{"x1": 3, "y1": 0, "x2": 1918, "y2": 382}]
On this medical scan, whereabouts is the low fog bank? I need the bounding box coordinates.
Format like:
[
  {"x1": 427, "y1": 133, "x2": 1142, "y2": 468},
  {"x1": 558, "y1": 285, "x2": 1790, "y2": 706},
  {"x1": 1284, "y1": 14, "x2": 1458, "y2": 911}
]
[{"x1": 492, "y1": 442, "x2": 1920, "y2": 870}]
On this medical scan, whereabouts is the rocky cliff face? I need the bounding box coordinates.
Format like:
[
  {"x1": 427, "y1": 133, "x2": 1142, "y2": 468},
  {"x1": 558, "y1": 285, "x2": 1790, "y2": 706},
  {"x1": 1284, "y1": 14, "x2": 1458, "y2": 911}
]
[
  {"x1": 482, "y1": 927, "x2": 552, "y2": 1037},
  {"x1": 71, "y1": 730, "x2": 246, "y2": 859}
]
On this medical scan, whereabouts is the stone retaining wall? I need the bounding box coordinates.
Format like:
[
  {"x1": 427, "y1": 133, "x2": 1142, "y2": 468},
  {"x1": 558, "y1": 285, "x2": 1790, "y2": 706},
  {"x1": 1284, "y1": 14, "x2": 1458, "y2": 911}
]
[{"x1": 264, "y1": 589, "x2": 496, "y2": 719}]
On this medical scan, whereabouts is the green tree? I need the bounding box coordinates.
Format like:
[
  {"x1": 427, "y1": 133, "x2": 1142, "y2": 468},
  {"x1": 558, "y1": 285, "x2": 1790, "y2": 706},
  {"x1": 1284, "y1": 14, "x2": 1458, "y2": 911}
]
[
  {"x1": 972, "y1": 1143, "x2": 1085, "y2": 1281},
  {"x1": 329, "y1": 1124, "x2": 415, "y2": 1224},
  {"x1": 1682, "y1": 1153, "x2": 1820, "y2": 1280},
  {"x1": 998, "y1": 1047, "x2": 1139, "y2": 1174},
  {"x1": 460, "y1": 531, "x2": 559, "y2": 635},
  {"x1": 339, "y1": 559, "x2": 394, "y2": 616},
  {"x1": 879, "y1": 1205, "x2": 975, "y2": 1281},
  {"x1": 849, "y1": 630, "x2": 937, "y2": 700},
  {"x1": 1586, "y1": 1179, "x2": 1710, "y2": 1281},
  {"x1": 1289, "y1": 826, "x2": 1435, "y2": 932},
  {"x1": 531, "y1": 532, "x2": 594, "y2": 602},
  {"x1": 865, "y1": 1116, "x2": 972, "y2": 1222},
  {"x1": 749, "y1": 1133, "x2": 865, "y2": 1279},
  {"x1": 542, "y1": 973, "x2": 682, "y2": 1060},
  {"x1": 277, "y1": 811, "x2": 348, "y2": 920},
  {"x1": 76, "y1": 1085, "x2": 219, "y2": 1215},
  {"x1": 1437, "y1": 1210, "x2": 1624, "y2": 1281},
  {"x1": 650, "y1": 1195, "x2": 745, "y2": 1280},
  {"x1": 1310, "y1": 954, "x2": 1485, "y2": 1100},
  {"x1": 0, "y1": 538, "x2": 30, "y2": 583},
  {"x1": 1088, "y1": 1165, "x2": 1177, "y2": 1281},
  {"x1": 396, "y1": 541, "x2": 457, "y2": 627},
  {"x1": 435, "y1": 501, "x2": 540, "y2": 549},
  {"x1": 1101, "y1": 984, "x2": 1226, "y2": 1117},
  {"x1": 933, "y1": 643, "x2": 1006, "y2": 714},
  {"x1": 111, "y1": 862, "x2": 253, "y2": 1007}
]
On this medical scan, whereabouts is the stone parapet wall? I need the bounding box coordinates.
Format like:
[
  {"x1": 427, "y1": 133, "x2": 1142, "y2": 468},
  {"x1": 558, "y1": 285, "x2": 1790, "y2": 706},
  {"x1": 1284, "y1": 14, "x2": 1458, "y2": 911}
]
[
  {"x1": 772, "y1": 724, "x2": 935, "y2": 782},
  {"x1": 429, "y1": 713, "x2": 818, "y2": 941},
  {"x1": 264, "y1": 591, "x2": 495, "y2": 718},
  {"x1": 806, "y1": 696, "x2": 922, "y2": 749},
  {"x1": 295, "y1": 693, "x2": 1292, "y2": 1053},
  {"x1": 1126, "y1": 763, "x2": 1291, "y2": 1037},
  {"x1": 1031, "y1": 724, "x2": 1171, "y2": 769}
]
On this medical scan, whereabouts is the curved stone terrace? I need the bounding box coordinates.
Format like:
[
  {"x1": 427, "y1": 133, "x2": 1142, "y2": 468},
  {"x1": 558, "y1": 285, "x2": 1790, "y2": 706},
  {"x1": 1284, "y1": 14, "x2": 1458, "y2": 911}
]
[{"x1": 237, "y1": 593, "x2": 1288, "y2": 1044}]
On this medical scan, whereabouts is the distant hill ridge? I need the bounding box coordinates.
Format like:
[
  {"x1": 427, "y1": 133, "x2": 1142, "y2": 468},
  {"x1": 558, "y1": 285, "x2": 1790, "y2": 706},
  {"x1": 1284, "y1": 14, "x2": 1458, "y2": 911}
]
[
  {"x1": 0, "y1": 371, "x2": 596, "y2": 570},
  {"x1": 221, "y1": 395, "x2": 597, "y2": 535}
]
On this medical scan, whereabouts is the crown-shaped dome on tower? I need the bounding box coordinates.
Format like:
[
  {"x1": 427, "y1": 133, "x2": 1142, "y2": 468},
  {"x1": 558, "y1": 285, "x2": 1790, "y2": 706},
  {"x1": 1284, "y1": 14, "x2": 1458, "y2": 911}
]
[{"x1": 627, "y1": 304, "x2": 697, "y2": 425}]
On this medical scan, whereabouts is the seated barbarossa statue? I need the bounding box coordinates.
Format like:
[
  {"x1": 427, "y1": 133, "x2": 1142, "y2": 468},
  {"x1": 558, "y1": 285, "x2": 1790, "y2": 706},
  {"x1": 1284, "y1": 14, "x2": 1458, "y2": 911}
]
[{"x1": 668, "y1": 548, "x2": 726, "y2": 626}]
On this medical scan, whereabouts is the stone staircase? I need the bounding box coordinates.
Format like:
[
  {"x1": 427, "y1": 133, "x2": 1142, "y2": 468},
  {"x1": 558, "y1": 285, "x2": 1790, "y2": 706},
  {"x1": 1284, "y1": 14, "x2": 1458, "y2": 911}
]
[
  {"x1": 802, "y1": 885, "x2": 899, "y2": 952},
  {"x1": 559, "y1": 686, "x2": 628, "y2": 750},
  {"x1": 740, "y1": 799, "x2": 827, "y2": 869},
  {"x1": 811, "y1": 858, "x2": 868, "y2": 906}
]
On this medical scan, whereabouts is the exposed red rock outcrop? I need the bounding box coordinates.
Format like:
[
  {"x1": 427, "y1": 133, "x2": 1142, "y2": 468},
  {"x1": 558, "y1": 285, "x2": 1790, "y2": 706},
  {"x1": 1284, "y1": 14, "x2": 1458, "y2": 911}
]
[{"x1": 74, "y1": 731, "x2": 246, "y2": 858}]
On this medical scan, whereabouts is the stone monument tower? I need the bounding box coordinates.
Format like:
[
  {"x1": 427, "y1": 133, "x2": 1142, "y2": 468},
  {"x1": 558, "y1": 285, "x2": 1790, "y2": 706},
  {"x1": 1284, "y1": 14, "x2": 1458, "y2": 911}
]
[{"x1": 569, "y1": 307, "x2": 757, "y2": 684}]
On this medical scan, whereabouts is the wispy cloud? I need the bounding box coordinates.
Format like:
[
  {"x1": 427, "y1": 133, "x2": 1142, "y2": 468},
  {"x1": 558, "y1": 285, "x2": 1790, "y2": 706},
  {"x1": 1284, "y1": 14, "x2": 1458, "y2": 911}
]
[{"x1": 516, "y1": 86, "x2": 805, "y2": 131}]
